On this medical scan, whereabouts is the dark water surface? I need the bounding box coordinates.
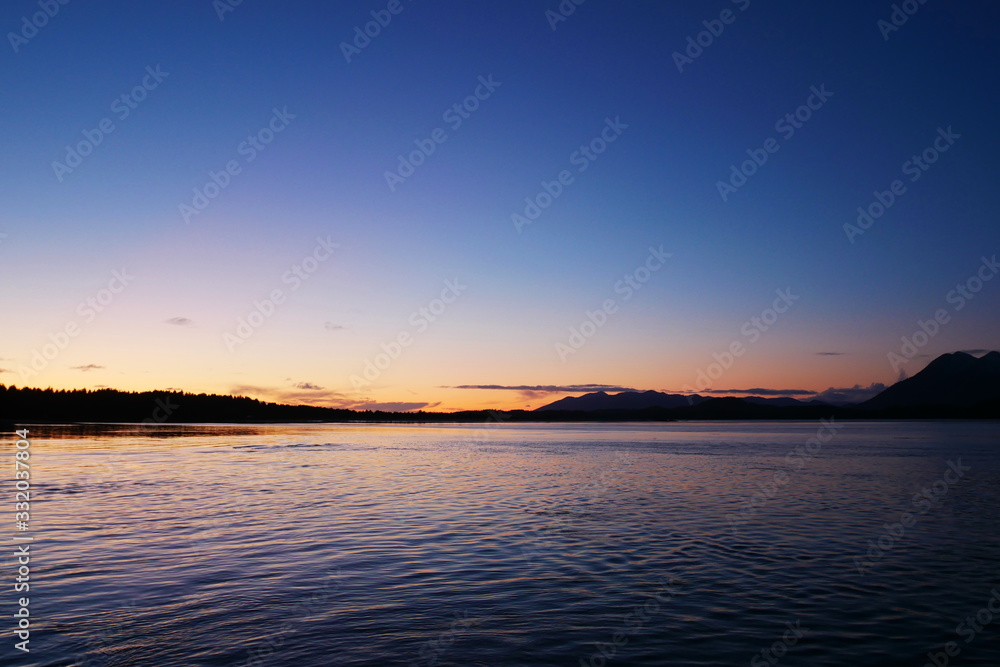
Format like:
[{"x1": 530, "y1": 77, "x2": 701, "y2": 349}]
[{"x1": 18, "y1": 421, "x2": 1000, "y2": 666}]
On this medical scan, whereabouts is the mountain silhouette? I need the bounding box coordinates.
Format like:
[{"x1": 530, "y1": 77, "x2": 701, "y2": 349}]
[
  {"x1": 861, "y1": 351, "x2": 1000, "y2": 409},
  {"x1": 535, "y1": 351, "x2": 1000, "y2": 414},
  {"x1": 535, "y1": 390, "x2": 706, "y2": 411},
  {"x1": 535, "y1": 390, "x2": 817, "y2": 412}
]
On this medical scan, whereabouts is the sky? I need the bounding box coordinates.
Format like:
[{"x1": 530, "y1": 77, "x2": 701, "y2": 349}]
[{"x1": 2, "y1": 0, "x2": 998, "y2": 412}]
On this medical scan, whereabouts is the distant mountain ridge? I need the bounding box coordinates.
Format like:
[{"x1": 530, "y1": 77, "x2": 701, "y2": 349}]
[
  {"x1": 535, "y1": 351, "x2": 1000, "y2": 412},
  {"x1": 535, "y1": 390, "x2": 704, "y2": 411},
  {"x1": 535, "y1": 389, "x2": 817, "y2": 412}
]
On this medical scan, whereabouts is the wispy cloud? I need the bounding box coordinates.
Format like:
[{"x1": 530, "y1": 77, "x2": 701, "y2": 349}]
[
  {"x1": 355, "y1": 401, "x2": 436, "y2": 412},
  {"x1": 229, "y1": 384, "x2": 432, "y2": 411},
  {"x1": 71, "y1": 364, "x2": 105, "y2": 372},
  {"x1": 961, "y1": 349, "x2": 992, "y2": 356},
  {"x1": 231, "y1": 384, "x2": 348, "y2": 407},
  {"x1": 166, "y1": 317, "x2": 193, "y2": 326},
  {"x1": 324, "y1": 322, "x2": 346, "y2": 331},
  {"x1": 0, "y1": 369, "x2": 10, "y2": 374},
  {"x1": 450, "y1": 383, "x2": 641, "y2": 402},
  {"x1": 451, "y1": 384, "x2": 638, "y2": 393},
  {"x1": 293, "y1": 382, "x2": 324, "y2": 390},
  {"x1": 696, "y1": 388, "x2": 815, "y2": 396},
  {"x1": 815, "y1": 351, "x2": 844, "y2": 356}
]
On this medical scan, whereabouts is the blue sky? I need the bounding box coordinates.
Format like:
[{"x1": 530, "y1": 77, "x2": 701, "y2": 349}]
[{"x1": 2, "y1": 0, "x2": 998, "y2": 410}]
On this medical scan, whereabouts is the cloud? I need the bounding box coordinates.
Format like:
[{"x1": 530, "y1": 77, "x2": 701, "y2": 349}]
[
  {"x1": 0, "y1": 369, "x2": 10, "y2": 374},
  {"x1": 230, "y1": 384, "x2": 276, "y2": 398},
  {"x1": 230, "y1": 384, "x2": 346, "y2": 407},
  {"x1": 71, "y1": 364, "x2": 105, "y2": 372},
  {"x1": 960, "y1": 349, "x2": 992, "y2": 356},
  {"x1": 355, "y1": 402, "x2": 431, "y2": 412},
  {"x1": 165, "y1": 317, "x2": 193, "y2": 326},
  {"x1": 815, "y1": 351, "x2": 844, "y2": 356},
  {"x1": 294, "y1": 382, "x2": 324, "y2": 390},
  {"x1": 694, "y1": 383, "x2": 889, "y2": 404},
  {"x1": 451, "y1": 384, "x2": 638, "y2": 393},
  {"x1": 813, "y1": 383, "x2": 887, "y2": 405},
  {"x1": 230, "y1": 384, "x2": 421, "y2": 411},
  {"x1": 696, "y1": 388, "x2": 815, "y2": 396},
  {"x1": 450, "y1": 383, "x2": 641, "y2": 402},
  {"x1": 324, "y1": 322, "x2": 346, "y2": 331}
]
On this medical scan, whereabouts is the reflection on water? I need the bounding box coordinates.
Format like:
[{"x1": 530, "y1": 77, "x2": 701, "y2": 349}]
[{"x1": 21, "y1": 421, "x2": 1000, "y2": 666}]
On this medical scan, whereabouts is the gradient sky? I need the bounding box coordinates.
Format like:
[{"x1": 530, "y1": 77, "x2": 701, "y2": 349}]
[{"x1": 2, "y1": 0, "x2": 998, "y2": 411}]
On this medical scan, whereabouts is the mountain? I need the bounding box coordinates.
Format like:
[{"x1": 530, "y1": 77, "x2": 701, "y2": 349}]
[
  {"x1": 743, "y1": 396, "x2": 819, "y2": 407},
  {"x1": 861, "y1": 351, "x2": 1000, "y2": 409},
  {"x1": 536, "y1": 351, "x2": 1000, "y2": 415},
  {"x1": 535, "y1": 390, "x2": 706, "y2": 411},
  {"x1": 535, "y1": 390, "x2": 819, "y2": 412}
]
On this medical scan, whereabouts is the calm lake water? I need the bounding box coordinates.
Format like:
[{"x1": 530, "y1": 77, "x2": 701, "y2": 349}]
[{"x1": 16, "y1": 421, "x2": 1000, "y2": 666}]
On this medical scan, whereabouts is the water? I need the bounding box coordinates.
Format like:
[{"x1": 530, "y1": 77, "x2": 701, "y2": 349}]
[{"x1": 16, "y1": 421, "x2": 1000, "y2": 666}]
